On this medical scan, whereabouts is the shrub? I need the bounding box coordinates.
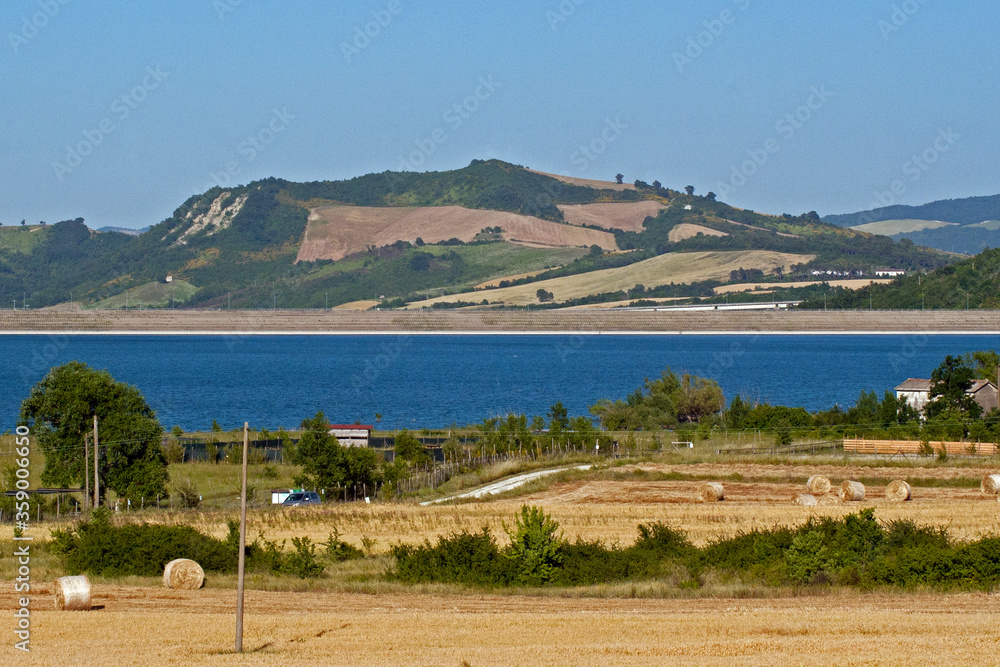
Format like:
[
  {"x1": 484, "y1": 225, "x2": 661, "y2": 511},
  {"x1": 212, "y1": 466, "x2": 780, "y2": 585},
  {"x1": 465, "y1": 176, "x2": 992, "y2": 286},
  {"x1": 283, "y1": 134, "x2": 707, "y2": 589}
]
[
  {"x1": 282, "y1": 537, "x2": 325, "y2": 578},
  {"x1": 391, "y1": 528, "x2": 511, "y2": 586},
  {"x1": 175, "y1": 479, "x2": 201, "y2": 508},
  {"x1": 324, "y1": 528, "x2": 363, "y2": 562},
  {"x1": 503, "y1": 506, "x2": 566, "y2": 586},
  {"x1": 161, "y1": 440, "x2": 185, "y2": 464}
]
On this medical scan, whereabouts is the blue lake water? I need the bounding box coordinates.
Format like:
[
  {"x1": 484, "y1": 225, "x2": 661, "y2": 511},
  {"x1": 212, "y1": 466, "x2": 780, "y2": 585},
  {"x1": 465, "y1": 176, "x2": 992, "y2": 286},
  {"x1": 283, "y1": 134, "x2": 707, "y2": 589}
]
[{"x1": 2, "y1": 334, "x2": 999, "y2": 431}]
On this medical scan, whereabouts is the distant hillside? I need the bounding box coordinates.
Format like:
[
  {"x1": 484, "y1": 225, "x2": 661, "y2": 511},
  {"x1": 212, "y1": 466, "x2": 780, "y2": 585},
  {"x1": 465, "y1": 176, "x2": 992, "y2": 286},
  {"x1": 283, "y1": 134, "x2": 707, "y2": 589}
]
[
  {"x1": 823, "y1": 194, "x2": 1000, "y2": 255},
  {"x1": 824, "y1": 193, "x2": 1000, "y2": 227},
  {"x1": 798, "y1": 246, "x2": 1000, "y2": 310},
  {"x1": 96, "y1": 226, "x2": 150, "y2": 236},
  {"x1": 0, "y1": 160, "x2": 956, "y2": 311}
]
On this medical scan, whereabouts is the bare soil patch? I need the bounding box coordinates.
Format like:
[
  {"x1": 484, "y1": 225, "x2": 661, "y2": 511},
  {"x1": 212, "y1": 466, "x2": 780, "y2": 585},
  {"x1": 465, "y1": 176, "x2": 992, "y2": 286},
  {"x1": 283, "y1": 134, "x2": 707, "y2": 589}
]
[
  {"x1": 558, "y1": 201, "x2": 665, "y2": 232},
  {"x1": 298, "y1": 206, "x2": 617, "y2": 262}
]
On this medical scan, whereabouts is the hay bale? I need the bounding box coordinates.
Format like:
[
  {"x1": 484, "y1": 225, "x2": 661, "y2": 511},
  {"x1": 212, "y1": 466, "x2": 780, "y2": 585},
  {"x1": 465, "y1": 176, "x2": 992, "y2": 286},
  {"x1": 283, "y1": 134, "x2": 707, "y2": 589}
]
[
  {"x1": 163, "y1": 558, "x2": 205, "y2": 590},
  {"x1": 817, "y1": 495, "x2": 842, "y2": 506},
  {"x1": 840, "y1": 480, "x2": 866, "y2": 502},
  {"x1": 54, "y1": 575, "x2": 91, "y2": 611},
  {"x1": 806, "y1": 475, "x2": 832, "y2": 495},
  {"x1": 886, "y1": 480, "x2": 912, "y2": 502},
  {"x1": 699, "y1": 482, "x2": 725, "y2": 502},
  {"x1": 792, "y1": 493, "x2": 817, "y2": 506},
  {"x1": 981, "y1": 474, "x2": 1000, "y2": 495}
]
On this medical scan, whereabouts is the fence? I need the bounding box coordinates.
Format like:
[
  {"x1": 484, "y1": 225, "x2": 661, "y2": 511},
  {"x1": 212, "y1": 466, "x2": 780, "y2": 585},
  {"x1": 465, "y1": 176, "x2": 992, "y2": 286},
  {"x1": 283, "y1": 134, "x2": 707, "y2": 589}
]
[
  {"x1": 842, "y1": 438, "x2": 999, "y2": 456},
  {"x1": 716, "y1": 440, "x2": 842, "y2": 456}
]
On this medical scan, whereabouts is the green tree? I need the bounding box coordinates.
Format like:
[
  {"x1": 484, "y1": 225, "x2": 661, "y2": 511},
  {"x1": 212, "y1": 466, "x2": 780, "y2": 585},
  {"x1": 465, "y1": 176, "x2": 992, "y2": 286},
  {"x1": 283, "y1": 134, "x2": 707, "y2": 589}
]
[
  {"x1": 19, "y1": 361, "x2": 168, "y2": 502},
  {"x1": 503, "y1": 506, "x2": 565, "y2": 586},
  {"x1": 393, "y1": 429, "x2": 431, "y2": 466},
  {"x1": 547, "y1": 402, "x2": 569, "y2": 431},
  {"x1": 925, "y1": 355, "x2": 982, "y2": 420},
  {"x1": 294, "y1": 412, "x2": 381, "y2": 492},
  {"x1": 536, "y1": 288, "x2": 554, "y2": 303}
]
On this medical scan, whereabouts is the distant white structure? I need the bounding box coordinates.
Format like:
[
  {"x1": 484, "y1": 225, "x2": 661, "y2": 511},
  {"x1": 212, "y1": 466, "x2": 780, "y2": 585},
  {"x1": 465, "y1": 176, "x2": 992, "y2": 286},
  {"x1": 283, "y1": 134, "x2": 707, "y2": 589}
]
[
  {"x1": 328, "y1": 424, "x2": 373, "y2": 447},
  {"x1": 165, "y1": 275, "x2": 174, "y2": 283},
  {"x1": 875, "y1": 269, "x2": 906, "y2": 277},
  {"x1": 684, "y1": 205, "x2": 693, "y2": 210}
]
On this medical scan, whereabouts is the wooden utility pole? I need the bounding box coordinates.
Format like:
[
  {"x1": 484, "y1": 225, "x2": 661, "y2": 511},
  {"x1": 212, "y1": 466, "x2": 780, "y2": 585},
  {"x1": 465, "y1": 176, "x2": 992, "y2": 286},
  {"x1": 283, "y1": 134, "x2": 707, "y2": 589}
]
[
  {"x1": 93, "y1": 416, "x2": 99, "y2": 509},
  {"x1": 235, "y1": 422, "x2": 249, "y2": 652},
  {"x1": 83, "y1": 434, "x2": 90, "y2": 511}
]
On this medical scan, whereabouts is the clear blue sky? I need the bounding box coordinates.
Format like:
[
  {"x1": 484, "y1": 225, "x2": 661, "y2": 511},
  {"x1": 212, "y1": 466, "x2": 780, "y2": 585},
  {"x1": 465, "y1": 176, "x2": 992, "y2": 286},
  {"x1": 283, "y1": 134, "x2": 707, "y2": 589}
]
[{"x1": 2, "y1": 0, "x2": 998, "y2": 229}]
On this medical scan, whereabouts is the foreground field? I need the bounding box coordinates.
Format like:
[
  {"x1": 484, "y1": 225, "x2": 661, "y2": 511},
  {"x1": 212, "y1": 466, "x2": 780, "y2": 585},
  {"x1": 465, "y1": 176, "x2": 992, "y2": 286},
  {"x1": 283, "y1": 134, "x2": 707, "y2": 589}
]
[{"x1": 1, "y1": 587, "x2": 996, "y2": 665}]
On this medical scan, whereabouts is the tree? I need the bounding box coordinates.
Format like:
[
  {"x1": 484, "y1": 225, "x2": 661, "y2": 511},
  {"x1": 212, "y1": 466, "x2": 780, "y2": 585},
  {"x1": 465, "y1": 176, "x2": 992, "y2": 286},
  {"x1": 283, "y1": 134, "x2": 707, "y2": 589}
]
[
  {"x1": 615, "y1": 173, "x2": 624, "y2": 185},
  {"x1": 394, "y1": 429, "x2": 431, "y2": 466},
  {"x1": 652, "y1": 180, "x2": 662, "y2": 190},
  {"x1": 705, "y1": 191, "x2": 717, "y2": 201},
  {"x1": 925, "y1": 355, "x2": 982, "y2": 420},
  {"x1": 684, "y1": 185, "x2": 695, "y2": 196},
  {"x1": 294, "y1": 412, "x2": 381, "y2": 492},
  {"x1": 536, "y1": 288, "x2": 554, "y2": 303},
  {"x1": 19, "y1": 361, "x2": 168, "y2": 502},
  {"x1": 963, "y1": 350, "x2": 1000, "y2": 381},
  {"x1": 547, "y1": 402, "x2": 569, "y2": 430}
]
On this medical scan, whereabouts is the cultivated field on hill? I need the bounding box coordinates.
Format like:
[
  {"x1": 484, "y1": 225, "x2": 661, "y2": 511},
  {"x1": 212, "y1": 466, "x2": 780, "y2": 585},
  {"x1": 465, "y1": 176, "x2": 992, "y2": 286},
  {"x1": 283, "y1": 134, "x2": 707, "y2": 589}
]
[
  {"x1": 405, "y1": 250, "x2": 814, "y2": 307},
  {"x1": 297, "y1": 205, "x2": 617, "y2": 262},
  {"x1": 526, "y1": 169, "x2": 636, "y2": 191},
  {"x1": 713, "y1": 277, "x2": 893, "y2": 294},
  {"x1": 850, "y1": 219, "x2": 956, "y2": 235},
  {"x1": 558, "y1": 200, "x2": 666, "y2": 231},
  {"x1": 668, "y1": 222, "x2": 729, "y2": 242}
]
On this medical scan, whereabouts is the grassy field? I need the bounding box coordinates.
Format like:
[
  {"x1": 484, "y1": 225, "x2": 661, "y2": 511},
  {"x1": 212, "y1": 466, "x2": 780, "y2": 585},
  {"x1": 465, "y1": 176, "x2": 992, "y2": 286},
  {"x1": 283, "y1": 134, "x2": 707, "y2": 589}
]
[
  {"x1": 0, "y1": 224, "x2": 48, "y2": 253},
  {"x1": 850, "y1": 219, "x2": 956, "y2": 235},
  {"x1": 89, "y1": 280, "x2": 200, "y2": 309},
  {"x1": 405, "y1": 250, "x2": 814, "y2": 307}
]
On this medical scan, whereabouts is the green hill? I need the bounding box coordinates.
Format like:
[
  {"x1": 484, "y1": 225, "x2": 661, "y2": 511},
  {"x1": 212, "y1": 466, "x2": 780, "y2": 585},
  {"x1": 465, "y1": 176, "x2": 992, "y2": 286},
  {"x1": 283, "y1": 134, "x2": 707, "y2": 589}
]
[
  {"x1": 0, "y1": 160, "x2": 958, "y2": 310},
  {"x1": 90, "y1": 280, "x2": 199, "y2": 309}
]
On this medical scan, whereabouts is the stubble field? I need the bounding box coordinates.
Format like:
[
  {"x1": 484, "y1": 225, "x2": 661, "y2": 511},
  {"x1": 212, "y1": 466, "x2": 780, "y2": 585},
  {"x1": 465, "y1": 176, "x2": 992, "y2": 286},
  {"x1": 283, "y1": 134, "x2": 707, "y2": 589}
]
[{"x1": 3, "y1": 458, "x2": 1000, "y2": 665}]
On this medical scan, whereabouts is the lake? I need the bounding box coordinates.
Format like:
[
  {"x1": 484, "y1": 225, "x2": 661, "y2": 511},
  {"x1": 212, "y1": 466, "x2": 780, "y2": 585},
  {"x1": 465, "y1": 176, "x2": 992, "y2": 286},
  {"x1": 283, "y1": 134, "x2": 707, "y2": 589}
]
[{"x1": 2, "y1": 334, "x2": 998, "y2": 431}]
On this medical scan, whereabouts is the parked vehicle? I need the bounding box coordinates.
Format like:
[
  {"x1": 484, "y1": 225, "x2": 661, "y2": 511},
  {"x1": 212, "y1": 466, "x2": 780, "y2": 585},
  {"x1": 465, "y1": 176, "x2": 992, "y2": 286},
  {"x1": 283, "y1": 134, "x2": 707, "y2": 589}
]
[{"x1": 281, "y1": 491, "x2": 322, "y2": 506}]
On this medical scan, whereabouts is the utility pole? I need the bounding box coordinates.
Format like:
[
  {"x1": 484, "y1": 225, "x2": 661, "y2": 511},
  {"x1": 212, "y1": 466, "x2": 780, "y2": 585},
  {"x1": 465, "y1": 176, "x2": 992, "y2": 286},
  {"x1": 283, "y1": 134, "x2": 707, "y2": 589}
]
[
  {"x1": 235, "y1": 422, "x2": 249, "y2": 652},
  {"x1": 93, "y1": 416, "x2": 100, "y2": 509},
  {"x1": 84, "y1": 434, "x2": 90, "y2": 511}
]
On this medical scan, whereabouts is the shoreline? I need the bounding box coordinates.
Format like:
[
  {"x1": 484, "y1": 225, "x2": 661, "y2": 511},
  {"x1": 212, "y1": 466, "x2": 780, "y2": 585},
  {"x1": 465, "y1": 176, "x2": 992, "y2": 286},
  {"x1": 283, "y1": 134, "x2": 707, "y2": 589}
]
[{"x1": 2, "y1": 309, "x2": 1000, "y2": 334}]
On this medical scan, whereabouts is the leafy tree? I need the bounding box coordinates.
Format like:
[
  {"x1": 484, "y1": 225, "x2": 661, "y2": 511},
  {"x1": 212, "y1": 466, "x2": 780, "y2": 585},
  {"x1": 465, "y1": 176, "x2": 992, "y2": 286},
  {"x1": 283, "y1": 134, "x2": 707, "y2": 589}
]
[
  {"x1": 211, "y1": 419, "x2": 223, "y2": 433},
  {"x1": 652, "y1": 180, "x2": 662, "y2": 190},
  {"x1": 684, "y1": 185, "x2": 695, "y2": 196},
  {"x1": 925, "y1": 355, "x2": 982, "y2": 419},
  {"x1": 963, "y1": 350, "x2": 1000, "y2": 381},
  {"x1": 548, "y1": 402, "x2": 569, "y2": 431},
  {"x1": 536, "y1": 288, "x2": 554, "y2": 303},
  {"x1": 615, "y1": 173, "x2": 624, "y2": 185},
  {"x1": 394, "y1": 429, "x2": 431, "y2": 466},
  {"x1": 19, "y1": 361, "x2": 168, "y2": 501},
  {"x1": 503, "y1": 506, "x2": 565, "y2": 585},
  {"x1": 705, "y1": 191, "x2": 717, "y2": 201},
  {"x1": 294, "y1": 412, "x2": 381, "y2": 491}
]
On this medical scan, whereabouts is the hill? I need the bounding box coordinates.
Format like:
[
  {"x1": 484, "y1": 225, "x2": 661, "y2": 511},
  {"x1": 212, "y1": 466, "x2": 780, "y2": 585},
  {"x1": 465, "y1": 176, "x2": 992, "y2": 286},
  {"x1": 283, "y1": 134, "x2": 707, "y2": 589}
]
[
  {"x1": 824, "y1": 194, "x2": 1000, "y2": 255},
  {"x1": 0, "y1": 160, "x2": 955, "y2": 311}
]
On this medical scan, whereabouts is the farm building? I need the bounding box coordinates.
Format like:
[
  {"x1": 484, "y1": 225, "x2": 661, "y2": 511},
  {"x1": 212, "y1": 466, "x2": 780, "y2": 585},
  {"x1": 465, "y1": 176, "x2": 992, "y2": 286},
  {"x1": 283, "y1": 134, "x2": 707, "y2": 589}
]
[
  {"x1": 875, "y1": 269, "x2": 906, "y2": 277},
  {"x1": 895, "y1": 378, "x2": 999, "y2": 414},
  {"x1": 328, "y1": 424, "x2": 373, "y2": 447}
]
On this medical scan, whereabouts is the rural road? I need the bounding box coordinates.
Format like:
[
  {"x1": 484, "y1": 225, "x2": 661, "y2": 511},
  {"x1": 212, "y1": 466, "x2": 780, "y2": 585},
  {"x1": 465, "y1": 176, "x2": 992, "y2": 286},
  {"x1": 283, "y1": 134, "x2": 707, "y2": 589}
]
[{"x1": 421, "y1": 465, "x2": 593, "y2": 505}]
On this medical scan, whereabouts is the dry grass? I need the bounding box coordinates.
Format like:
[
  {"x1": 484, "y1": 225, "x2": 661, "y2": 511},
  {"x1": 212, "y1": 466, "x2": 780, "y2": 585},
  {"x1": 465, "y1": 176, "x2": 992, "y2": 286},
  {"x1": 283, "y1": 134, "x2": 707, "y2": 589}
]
[
  {"x1": 407, "y1": 250, "x2": 814, "y2": 307},
  {"x1": 713, "y1": 278, "x2": 893, "y2": 294},
  {"x1": 850, "y1": 218, "x2": 956, "y2": 234},
  {"x1": 558, "y1": 201, "x2": 665, "y2": 232},
  {"x1": 668, "y1": 223, "x2": 729, "y2": 242},
  {"x1": 527, "y1": 169, "x2": 636, "y2": 191},
  {"x1": 298, "y1": 205, "x2": 617, "y2": 262},
  {"x1": 1, "y1": 587, "x2": 997, "y2": 665}
]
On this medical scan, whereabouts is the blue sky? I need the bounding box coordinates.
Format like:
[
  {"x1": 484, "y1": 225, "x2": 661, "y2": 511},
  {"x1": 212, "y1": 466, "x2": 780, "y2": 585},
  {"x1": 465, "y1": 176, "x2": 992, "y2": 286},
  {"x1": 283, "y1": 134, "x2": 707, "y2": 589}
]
[{"x1": 2, "y1": 0, "x2": 998, "y2": 228}]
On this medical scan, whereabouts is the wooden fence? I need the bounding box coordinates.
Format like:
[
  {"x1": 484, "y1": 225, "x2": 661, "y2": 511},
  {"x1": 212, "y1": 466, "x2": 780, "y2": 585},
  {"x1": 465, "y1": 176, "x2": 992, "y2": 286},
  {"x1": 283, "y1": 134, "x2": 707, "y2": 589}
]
[{"x1": 843, "y1": 438, "x2": 999, "y2": 456}]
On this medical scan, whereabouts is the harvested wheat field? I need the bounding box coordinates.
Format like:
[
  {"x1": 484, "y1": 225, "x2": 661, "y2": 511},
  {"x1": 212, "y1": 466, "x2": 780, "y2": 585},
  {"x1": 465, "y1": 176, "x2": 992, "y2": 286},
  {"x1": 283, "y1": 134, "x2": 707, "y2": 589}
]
[
  {"x1": 558, "y1": 201, "x2": 666, "y2": 232},
  {"x1": 407, "y1": 250, "x2": 814, "y2": 307},
  {"x1": 1, "y1": 586, "x2": 997, "y2": 665},
  {"x1": 527, "y1": 169, "x2": 636, "y2": 191},
  {"x1": 668, "y1": 223, "x2": 729, "y2": 242},
  {"x1": 714, "y1": 278, "x2": 894, "y2": 295},
  {"x1": 298, "y1": 205, "x2": 617, "y2": 262}
]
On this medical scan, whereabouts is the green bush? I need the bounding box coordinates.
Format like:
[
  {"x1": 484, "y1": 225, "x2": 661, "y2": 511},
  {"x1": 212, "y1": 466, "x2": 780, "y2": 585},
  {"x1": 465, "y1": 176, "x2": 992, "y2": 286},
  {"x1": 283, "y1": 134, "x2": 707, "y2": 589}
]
[
  {"x1": 503, "y1": 505, "x2": 566, "y2": 585},
  {"x1": 323, "y1": 528, "x2": 364, "y2": 562},
  {"x1": 282, "y1": 537, "x2": 325, "y2": 578}
]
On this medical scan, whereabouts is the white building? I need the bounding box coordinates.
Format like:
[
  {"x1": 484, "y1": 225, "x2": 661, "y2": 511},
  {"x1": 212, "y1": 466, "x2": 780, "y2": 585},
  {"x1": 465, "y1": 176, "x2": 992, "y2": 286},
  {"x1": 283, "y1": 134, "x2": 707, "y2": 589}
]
[
  {"x1": 328, "y1": 424, "x2": 373, "y2": 447},
  {"x1": 895, "y1": 378, "x2": 999, "y2": 414},
  {"x1": 875, "y1": 269, "x2": 906, "y2": 277}
]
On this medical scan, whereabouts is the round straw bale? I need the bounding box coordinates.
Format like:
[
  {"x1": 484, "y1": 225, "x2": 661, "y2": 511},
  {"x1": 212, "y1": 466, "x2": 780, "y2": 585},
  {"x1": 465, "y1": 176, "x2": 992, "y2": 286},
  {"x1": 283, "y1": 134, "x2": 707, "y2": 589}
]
[
  {"x1": 699, "y1": 482, "x2": 725, "y2": 502},
  {"x1": 163, "y1": 558, "x2": 205, "y2": 590},
  {"x1": 886, "y1": 480, "x2": 912, "y2": 502},
  {"x1": 54, "y1": 575, "x2": 91, "y2": 611},
  {"x1": 806, "y1": 475, "x2": 832, "y2": 495},
  {"x1": 817, "y1": 494, "x2": 842, "y2": 506},
  {"x1": 792, "y1": 493, "x2": 817, "y2": 506},
  {"x1": 839, "y1": 480, "x2": 866, "y2": 502},
  {"x1": 981, "y1": 474, "x2": 1000, "y2": 495}
]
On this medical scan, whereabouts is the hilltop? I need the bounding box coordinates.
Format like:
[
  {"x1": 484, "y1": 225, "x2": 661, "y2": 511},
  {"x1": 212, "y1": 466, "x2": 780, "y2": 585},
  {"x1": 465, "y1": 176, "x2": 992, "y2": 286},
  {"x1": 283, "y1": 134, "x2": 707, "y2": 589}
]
[
  {"x1": 823, "y1": 193, "x2": 1000, "y2": 255},
  {"x1": 0, "y1": 160, "x2": 953, "y2": 310}
]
